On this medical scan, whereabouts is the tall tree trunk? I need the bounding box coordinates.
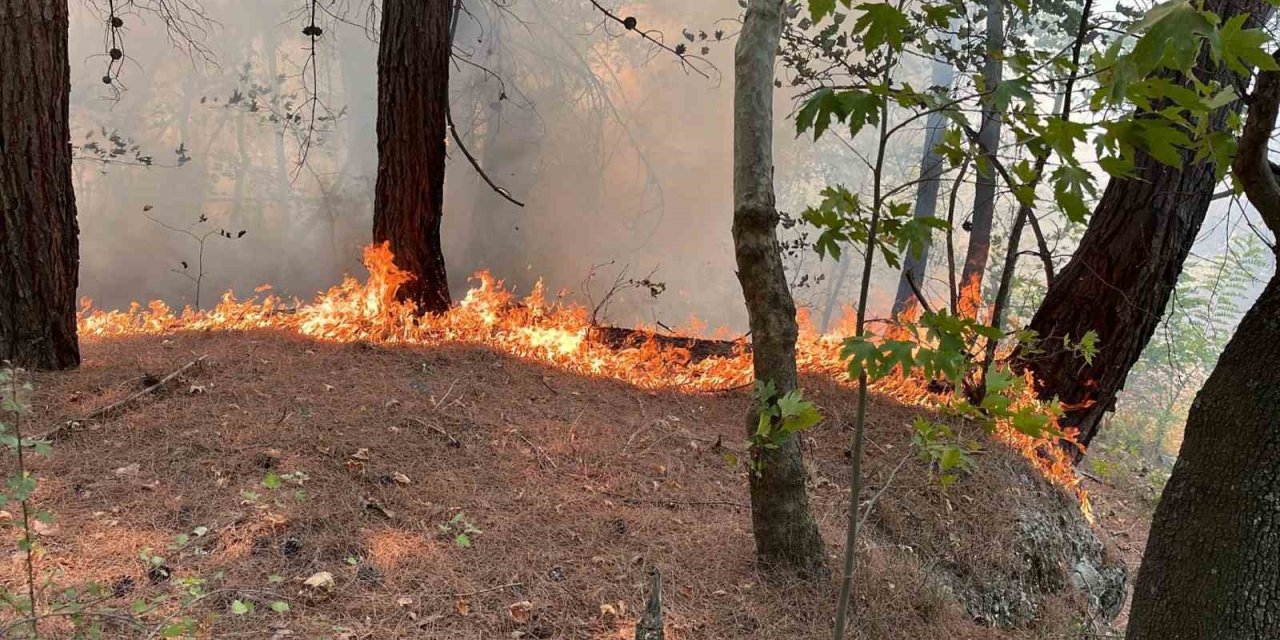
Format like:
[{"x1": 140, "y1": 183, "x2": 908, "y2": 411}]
[
  {"x1": 0, "y1": 0, "x2": 79, "y2": 370},
  {"x1": 1126, "y1": 274, "x2": 1280, "y2": 638},
  {"x1": 373, "y1": 0, "x2": 452, "y2": 313},
  {"x1": 1015, "y1": 0, "x2": 1274, "y2": 458},
  {"x1": 1129, "y1": 43, "x2": 1280, "y2": 638},
  {"x1": 733, "y1": 0, "x2": 827, "y2": 576},
  {"x1": 957, "y1": 0, "x2": 1003, "y2": 314},
  {"x1": 890, "y1": 56, "x2": 955, "y2": 317}
]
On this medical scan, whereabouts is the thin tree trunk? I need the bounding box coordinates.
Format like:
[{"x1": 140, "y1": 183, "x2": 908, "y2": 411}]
[
  {"x1": 732, "y1": 0, "x2": 826, "y2": 576},
  {"x1": 891, "y1": 56, "x2": 955, "y2": 317},
  {"x1": 1015, "y1": 0, "x2": 1273, "y2": 457},
  {"x1": 373, "y1": 0, "x2": 452, "y2": 313},
  {"x1": 957, "y1": 0, "x2": 1003, "y2": 314},
  {"x1": 0, "y1": 0, "x2": 79, "y2": 369},
  {"x1": 819, "y1": 252, "x2": 852, "y2": 333}
]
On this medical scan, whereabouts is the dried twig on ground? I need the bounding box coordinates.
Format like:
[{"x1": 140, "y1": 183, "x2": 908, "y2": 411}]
[{"x1": 37, "y1": 355, "x2": 208, "y2": 442}]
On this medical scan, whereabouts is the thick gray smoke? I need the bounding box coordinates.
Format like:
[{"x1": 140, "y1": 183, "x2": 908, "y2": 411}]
[
  {"x1": 68, "y1": 0, "x2": 906, "y2": 333},
  {"x1": 68, "y1": 0, "x2": 1258, "y2": 339}
]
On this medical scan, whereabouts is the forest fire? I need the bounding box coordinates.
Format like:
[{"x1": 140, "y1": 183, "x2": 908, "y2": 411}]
[{"x1": 78, "y1": 242, "x2": 1086, "y2": 506}]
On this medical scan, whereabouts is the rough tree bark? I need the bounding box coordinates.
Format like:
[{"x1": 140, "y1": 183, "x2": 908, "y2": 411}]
[
  {"x1": 373, "y1": 0, "x2": 452, "y2": 313},
  {"x1": 1126, "y1": 45, "x2": 1280, "y2": 640},
  {"x1": 732, "y1": 0, "x2": 827, "y2": 575},
  {"x1": 891, "y1": 55, "x2": 955, "y2": 317},
  {"x1": 1016, "y1": 0, "x2": 1273, "y2": 457},
  {"x1": 0, "y1": 0, "x2": 80, "y2": 370},
  {"x1": 957, "y1": 0, "x2": 1003, "y2": 312}
]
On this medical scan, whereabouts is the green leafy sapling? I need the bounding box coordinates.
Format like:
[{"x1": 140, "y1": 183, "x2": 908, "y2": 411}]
[{"x1": 747, "y1": 381, "x2": 823, "y2": 474}]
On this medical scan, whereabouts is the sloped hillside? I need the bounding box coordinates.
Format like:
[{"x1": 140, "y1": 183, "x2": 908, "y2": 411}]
[{"x1": 7, "y1": 330, "x2": 1123, "y2": 639}]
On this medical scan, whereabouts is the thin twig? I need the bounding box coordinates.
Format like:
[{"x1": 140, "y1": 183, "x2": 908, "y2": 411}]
[
  {"x1": 406, "y1": 417, "x2": 461, "y2": 447},
  {"x1": 904, "y1": 271, "x2": 936, "y2": 316},
  {"x1": 857, "y1": 453, "x2": 912, "y2": 531},
  {"x1": 586, "y1": 0, "x2": 717, "y2": 80},
  {"x1": 514, "y1": 430, "x2": 558, "y2": 470},
  {"x1": 446, "y1": 107, "x2": 525, "y2": 207},
  {"x1": 36, "y1": 356, "x2": 207, "y2": 441},
  {"x1": 604, "y1": 491, "x2": 749, "y2": 510},
  {"x1": 450, "y1": 582, "x2": 524, "y2": 598}
]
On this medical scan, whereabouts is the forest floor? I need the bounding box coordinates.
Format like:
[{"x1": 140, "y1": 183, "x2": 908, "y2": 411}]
[{"x1": 5, "y1": 330, "x2": 1153, "y2": 639}]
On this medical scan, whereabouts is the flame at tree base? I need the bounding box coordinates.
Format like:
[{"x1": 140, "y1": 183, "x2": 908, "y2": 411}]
[{"x1": 79, "y1": 242, "x2": 1088, "y2": 514}]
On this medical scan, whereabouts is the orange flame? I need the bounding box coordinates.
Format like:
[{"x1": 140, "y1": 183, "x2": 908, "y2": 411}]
[
  {"x1": 79, "y1": 243, "x2": 1085, "y2": 506},
  {"x1": 956, "y1": 273, "x2": 987, "y2": 321}
]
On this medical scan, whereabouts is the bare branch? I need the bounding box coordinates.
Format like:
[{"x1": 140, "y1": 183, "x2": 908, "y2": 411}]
[
  {"x1": 586, "y1": 0, "x2": 719, "y2": 81},
  {"x1": 445, "y1": 107, "x2": 526, "y2": 208},
  {"x1": 1233, "y1": 50, "x2": 1280, "y2": 234}
]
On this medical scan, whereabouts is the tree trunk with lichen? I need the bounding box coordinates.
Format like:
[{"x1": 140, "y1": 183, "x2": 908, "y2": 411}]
[
  {"x1": 1015, "y1": 0, "x2": 1273, "y2": 458},
  {"x1": 0, "y1": 0, "x2": 80, "y2": 370},
  {"x1": 373, "y1": 0, "x2": 452, "y2": 313},
  {"x1": 732, "y1": 0, "x2": 827, "y2": 576}
]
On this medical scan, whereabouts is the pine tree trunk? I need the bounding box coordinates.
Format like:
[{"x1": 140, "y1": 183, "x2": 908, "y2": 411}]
[
  {"x1": 0, "y1": 0, "x2": 80, "y2": 370},
  {"x1": 733, "y1": 0, "x2": 827, "y2": 576},
  {"x1": 373, "y1": 0, "x2": 452, "y2": 313},
  {"x1": 891, "y1": 56, "x2": 955, "y2": 317},
  {"x1": 957, "y1": 0, "x2": 1003, "y2": 312},
  {"x1": 1125, "y1": 274, "x2": 1280, "y2": 638},
  {"x1": 1015, "y1": 0, "x2": 1273, "y2": 457}
]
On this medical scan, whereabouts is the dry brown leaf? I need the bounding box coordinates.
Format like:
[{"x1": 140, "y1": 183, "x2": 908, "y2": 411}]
[
  {"x1": 302, "y1": 571, "x2": 334, "y2": 592},
  {"x1": 508, "y1": 600, "x2": 533, "y2": 623},
  {"x1": 599, "y1": 603, "x2": 618, "y2": 621},
  {"x1": 455, "y1": 597, "x2": 471, "y2": 616},
  {"x1": 391, "y1": 472, "x2": 412, "y2": 486}
]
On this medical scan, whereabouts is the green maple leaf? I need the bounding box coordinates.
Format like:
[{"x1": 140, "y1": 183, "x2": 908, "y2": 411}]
[
  {"x1": 1129, "y1": 0, "x2": 1213, "y2": 74},
  {"x1": 1051, "y1": 165, "x2": 1097, "y2": 223},
  {"x1": 809, "y1": 0, "x2": 838, "y2": 22},
  {"x1": 853, "y1": 2, "x2": 910, "y2": 51},
  {"x1": 1211, "y1": 14, "x2": 1280, "y2": 75}
]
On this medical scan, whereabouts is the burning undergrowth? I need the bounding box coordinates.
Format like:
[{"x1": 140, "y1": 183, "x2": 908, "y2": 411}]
[
  {"x1": 0, "y1": 244, "x2": 1126, "y2": 637},
  {"x1": 78, "y1": 243, "x2": 1086, "y2": 505}
]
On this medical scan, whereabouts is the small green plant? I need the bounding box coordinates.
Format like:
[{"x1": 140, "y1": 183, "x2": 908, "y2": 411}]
[
  {"x1": 245, "y1": 469, "x2": 309, "y2": 504},
  {"x1": 0, "y1": 365, "x2": 42, "y2": 636},
  {"x1": 911, "y1": 418, "x2": 980, "y2": 486},
  {"x1": 745, "y1": 380, "x2": 823, "y2": 473},
  {"x1": 438, "y1": 512, "x2": 482, "y2": 548}
]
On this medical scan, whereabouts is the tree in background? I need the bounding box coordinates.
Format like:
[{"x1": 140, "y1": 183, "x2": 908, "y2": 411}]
[
  {"x1": 1127, "y1": 47, "x2": 1280, "y2": 636},
  {"x1": 1016, "y1": 0, "x2": 1275, "y2": 457},
  {"x1": 890, "y1": 55, "x2": 954, "y2": 318},
  {"x1": 373, "y1": 0, "x2": 453, "y2": 313},
  {"x1": 732, "y1": 0, "x2": 827, "y2": 576},
  {"x1": 957, "y1": 0, "x2": 1004, "y2": 314},
  {"x1": 0, "y1": 0, "x2": 80, "y2": 370}
]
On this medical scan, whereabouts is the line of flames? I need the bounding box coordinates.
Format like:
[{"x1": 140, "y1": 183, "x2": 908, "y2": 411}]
[{"x1": 78, "y1": 242, "x2": 1087, "y2": 515}]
